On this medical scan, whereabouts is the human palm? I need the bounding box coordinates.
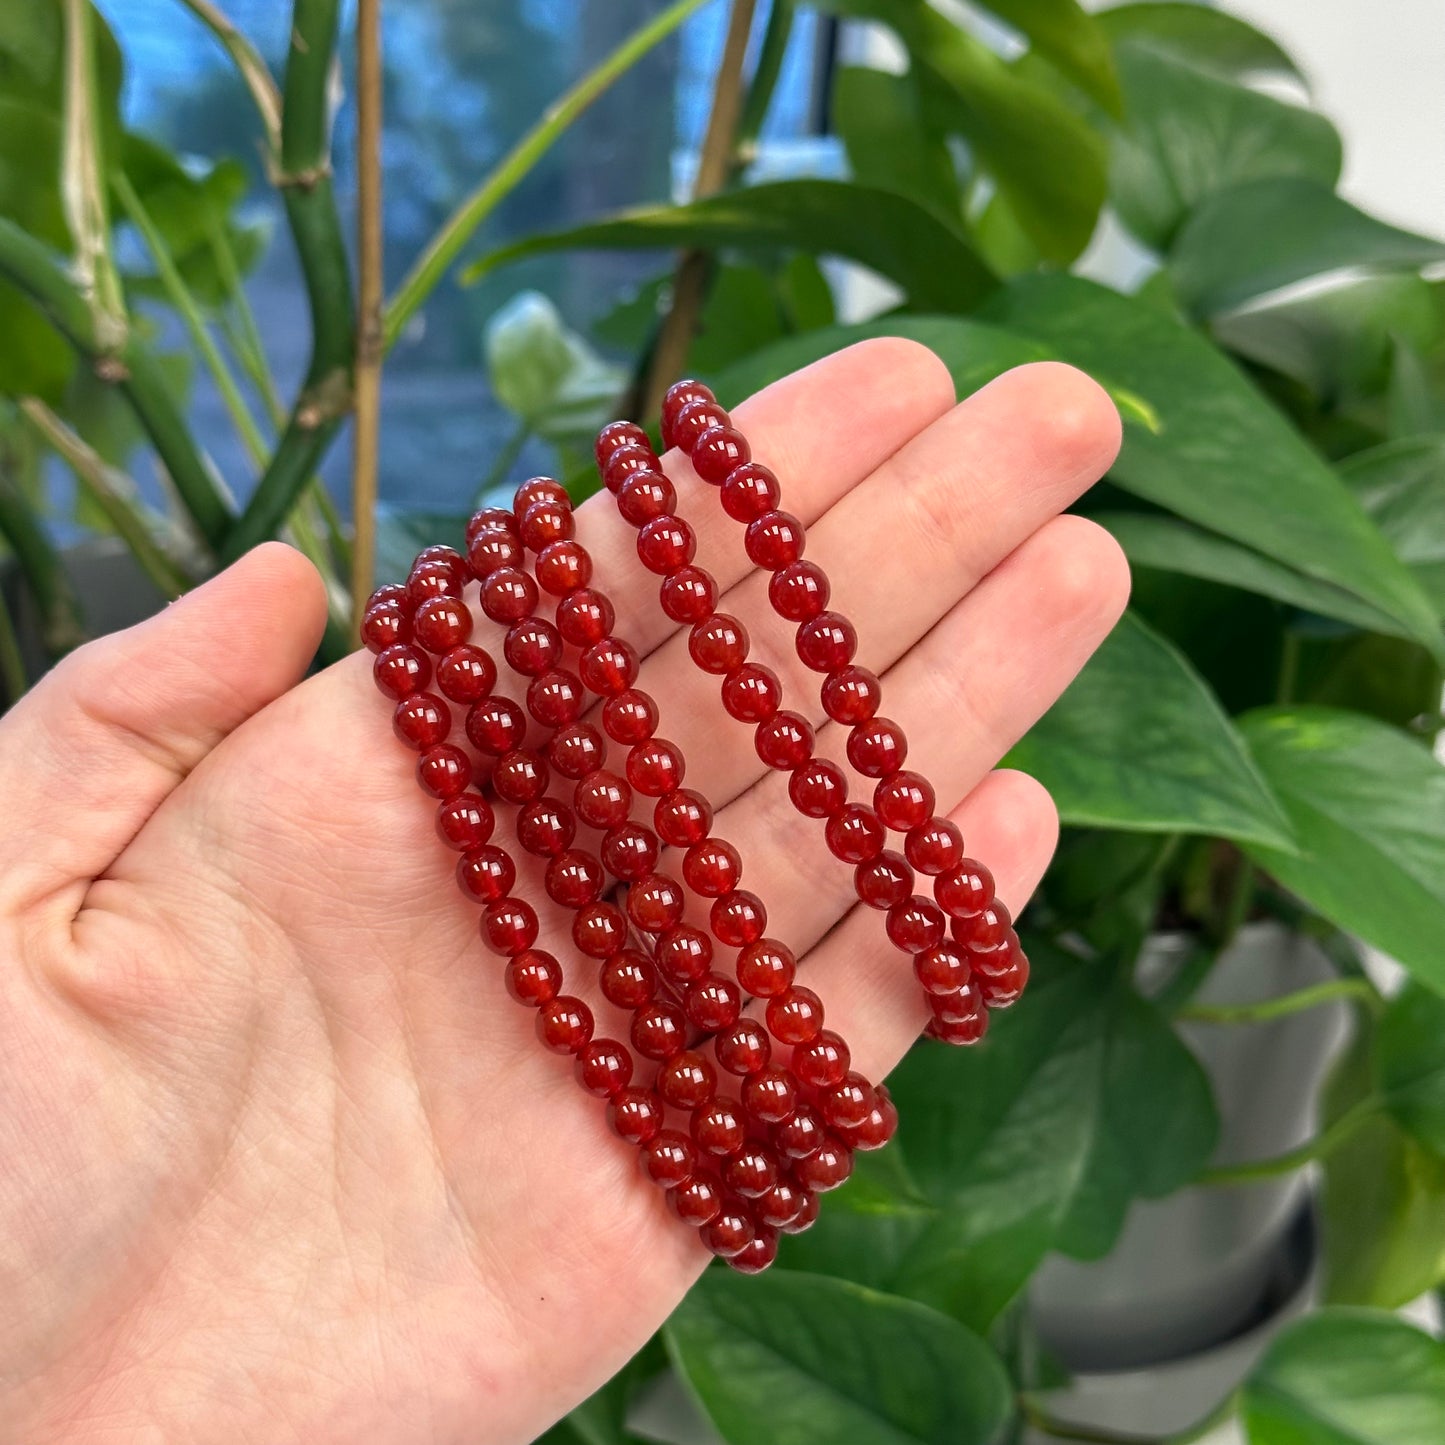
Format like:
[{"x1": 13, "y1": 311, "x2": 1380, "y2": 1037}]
[{"x1": 0, "y1": 345, "x2": 1125, "y2": 1445}]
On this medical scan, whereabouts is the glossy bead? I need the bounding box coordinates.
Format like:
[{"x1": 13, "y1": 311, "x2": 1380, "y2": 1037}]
[
  {"x1": 796, "y1": 611, "x2": 857, "y2": 673},
  {"x1": 794, "y1": 1136, "x2": 853, "y2": 1193},
  {"x1": 483, "y1": 897, "x2": 539, "y2": 956},
  {"x1": 711, "y1": 890, "x2": 767, "y2": 947},
  {"x1": 720, "y1": 461, "x2": 780, "y2": 522},
  {"x1": 575, "y1": 770, "x2": 632, "y2": 830},
  {"x1": 513, "y1": 476, "x2": 569, "y2": 516},
  {"x1": 793, "y1": 1030, "x2": 850, "y2": 1089},
  {"x1": 467, "y1": 505, "x2": 516, "y2": 540},
  {"x1": 437, "y1": 792, "x2": 494, "y2": 851},
  {"x1": 374, "y1": 643, "x2": 431, "y2": 699},
  {"x1": 937, "y1": 859, "x2": 995, "y2": 918},
  {"x1": 757, "y1": 1179, "x2": 807, "y2": 1231},
  {"x1": 394, "y1": 693, "x2": 451, "y2": 750},
  {"x1": 436, "y1": 644, "x2": 497, "y2": 705},
  {"x1": 821, "y1": 666, "x2": 881, "y2": 726},
  {"x1": 556, "y1": 588, "x2": 615, "y2": 647},
  {"x1": 725, "y1": 1145, "x2": 778, "y2": 1198},
  {"x1": 978, "y1": 948, "x2": 1029, "y2": 1008},
  {"x1": 601, "y1": 824, "x2": 659, "y2": 883},
  {"x1": 720, "y1": 663, "x2": 782, "y2": 723},
  {"x1": 491, "y1": 749, "x2": 550, "y2": 806},
  {"x1": 774, "y1": 1103, "x2": 825, "y2": 1160},
  {"x1": 603, "y1": 689, "x2": 658, "y2": 745},
  {"x1": 729, "y1": 1225, "x2": 779, "y2": 1273},
  {"x1": 928, "y1": 991, "x2": 988, "y2": 1046},
  {"x1": 417, "y1": 743, "x2": 472, "y2": 799},
  {"x1": 535, "y1": 539, "x2": 591, "y2": 596},
  {"x1": 518, "y1": 797, "x2": 574, "y2": 861},
  {"x1": 684, "y1": 838, "x2": 741, "y2": 897},
  {"x1": 547, "y1": 722, "x2": 605, "y2": 780},
  {"x1": 744, "y1": 510, "x2": 804, "y2": 569},
  {"x1": 626, "y1": 738, "x2": 684, "y2": 796},
  {"x1": 659, "y1": 566, "x2": 717, "y2": 624},
  {"x1": 631, "y1": 1001, "x2": 688, "y2": 1061},
  {"x1": 579, "y1": 637, "x2": 639, "y2": 696},
  {"x1": 537, "y1": 995, "x2": 593, "y2": 1055},
  {"x1": 971, "y1": 930, "x2": 1021, "y2": 980},
  {"x1": 480, "y1": 566, "x2": 537, "y2": 625},
  {"x1": 906, "y1": 818, "x2": 965, "y2": 876},
  {"x1": 361, "y1": 600, "x2": 409, "y2": 652},
  {"x1": 576, "y1": 1038, "x2": 633, "y2": 1097},
  {"x1": 655, "y1": 925, "x2": 713, "y2": 983},
  {"x1": 855, "y1": 851, "x2": 913, "y2": 910},
  {"x1": 504, "y1": 618, "x2": 563, "y2": 676},
  {"x1": 627, "y1": 872, "x2": 686, "y2": 932},
  {"x1": 742, "y1": 1069, "x2": 796, "y2": 1125},
  {"x1": 825, "y1": 804, "x2": 885, "y2": 864},
  {"x1": 914, "y1": 942, "x2": 971, "y2": 996},
  {"x1": 406, "y1": 560, "x2": 460, "y2": 607},
  {"x1": 686, "y1": 973, "x2": 743, "y2": 1033},
  {"x1": 715, "y1": 1019, "x2": 771, "y2": 1076},
  {"x1": 519, "y1": 498, "x2": 573, "y2": 552},
  {"x1": 602, "y1": 443, "x2": 658, "y2": 496},
  {"x1": 875, "y1": 771, "x2": 935, "y2": 833},
  {"x1": 637, "y1": 515, "x2": 697, "y2": 574},
  {"x1": 692, "y1": 425, "x2": 750, "y2": 485},
  {"x1": 367, "y1": 582, "x2": 408, "y2": 610},
  {"x1": 764, "y1": 994, "x2": 827, "y2": 1062},
  {"x1": 544, "y1": 850, "x2": 605, "y2": 909},
  {"x1": 413, "y1": 597, "x2": 472, "y2": 653},
  {"x1": 737, "y1": 939, "x2": 796, "y2": 998},
  {"x1": 595, "y1": 419, "x2": 652, "y2": 470},
  {"x1": 846, "y1": 1093, "x2": 899, "y2": 1152},
  {"x1": 609, "y1": 1088, "x2": 664, "y2": 1146},
  {"x1": 848, "y1": 717, "x2": 907, "y2": 777},
  {"x1": 671, "y1": 1172, "x2": 723, "y2": 1225},
  {"x1": 755, "y1": 710, "x2": 814, "y2": 770},
  {"x1": 415, "y1": 543, "x2": 470, "y2": 586},
  {"x1": 768, "y1": 560, "x2": 829, "y2": 622},
  {"x1": 654, "y1": 788, "x2": 712, "y2": 847},
  {"x1": 690, "y1": 614, "x2": 749, "y2": 675},
  {"x1": 700, "y1": 1199, "x2": 754, "y2": 1260},
  {"x1": 457, "y1": 846, "x2": 515, "y2": 903},
  {"x1": 661, "y1": 379, "x2": 717, "y2": 450},
  {"x1": 617, "y1": 470, "x2": 676, "y2": 527},
  {"x1": 527, "y1": 669, "x2": 586, "y2": 728},
  {"x1": 468, "y1": 528, "x2": 523, "y2": 578},
  {"x1": 822, "y1": 1072, "x2": 875, "y2": 1131},
  {"x1": 692, "y1": 1099, "x2": 746, "y2": 1158},
  {"x1": 574, "y1": 903, "x2": 628, "y2": 961},
  {"x1": 600, "y1": 949, "x2": 658, "y2": 1008},
  {"x1": 465, "y1": 696, "x2": 527, "y2": 755},
  {"x1": 789, "y1": 758, "x2": 848, "y2": 818},
  {"x1": 657, "y1": 1050, "x2": 717, "y2": 1110},
  {"x1": 672, "y1": 397, "x2": 730, "y2": 454},
  {"x1": 786, "y1": 1188, "x2": 822, "y2": 1234},
  {"x1": 886, "y1": 894, "x2": 946, "y2": 953},
  {"x1": 953, "y1": 900, "x2": 1013, "y2": 951},
  {"x1": 641, "y1": 1130, "x2": 697, "y2": 1189},
  {"x1": 505, "y1": 949, "x2": 561, "y2": 1007}
]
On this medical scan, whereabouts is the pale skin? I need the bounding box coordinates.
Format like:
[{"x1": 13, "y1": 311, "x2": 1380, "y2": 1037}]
[{"x1": 0, "y1": 345, "x2": 1127, "y2": 1444}]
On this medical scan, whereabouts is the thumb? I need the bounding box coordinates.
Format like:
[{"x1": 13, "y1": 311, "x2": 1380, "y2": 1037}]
[{"x1": 0, "y1": 543, "x2": 328, "y2": 919}]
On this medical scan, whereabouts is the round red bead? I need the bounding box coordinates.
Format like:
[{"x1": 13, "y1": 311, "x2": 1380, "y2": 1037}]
[
  {"x1": 700, "y1": 1199, "x2": 754, "y2": 1260},
  {"x1": 755, "y1": 711, "x2": 814, "y2": 770},
  {"x1": 720, "y1": 462, "x2": 780, "y2": 522},
  {"x1": 518, "y1": 799, "x2": 574, "y2": 860},
  {"x1": 637, "y1": 515, "x2": 697, "y2": 574},
  {"x1": 767, "y1": 986, "x2": 825, "y2": 1045},
  {"x1": 720, "y1": 663, "x2": 782, "y2": 723},
  {"x1": 742, "y1": 1069, "x2": 796, "y2": 1126},
  {"x1": 642, "y1": 1131, "x2": 697, "y2": 1189},
  {"x1": 826, "y1": 804, "x2": 885, "y2": 864},
  {"x1": 953, "y1": 901, "x2": 1012, "y2": 950},
  {"x1": 654, "y1": 788, "x2": 713, "y2": 847},
  {"x1": 672, "y1": 397, "x2": 730, "y2": 454},
  {"x1": 535, "y1": 539, "x2": 591, "y2": 596},
  {"x1": 671, "y1": 1172, "x2": 723, "y2": 1225},
  {"x1": 848, "y1": 717, "x2": 907, "y2": 777},
  {"x1": 628, "y1": 872, "x2": 686, "y2": 933},
  {"x1": 394, "y1": 692, "x2": 451, "y2": 750},
  {"x1": 602, "y1": 444, "x2": 658, "y2": 496},
  {"x1": 617, "y1": 470, "x2": 677, "y2": 527},
  {"x1": 413, "y1": 597, "x2": 472, "y2": 653},
  {"x1": 659, "y1": 566, "x2": 717, "y2": 624},
  {"x1": 374, "y1": 643, "x2": 431, "y2": 699},
  {"x1": 483, "y1": 897, "x2": 539, "y2": 956},
  {"x1": 936, "y1": 859, "x2": 995, "y2": 918},
  {"x1": 715, "y1": 1019, "x2": 771, "y2": 1076},
  {"x1": 775, "y1": 1104, "x2": 825, "y2": 1160},
  {"x1": 757, "y1": 1179, "x2": 807, "y2": 1231},
  {"x1": 856, "y1": 851, "x2": 914, "y2": 910},
  {"x1": 574, "y1": 903, "x2": 628, "y2": 961},
  {"x1": 575, "y1": 770, "x2": 632, "y2": 830},
  {"x1": 576, "y1": 1038, "x2": 633, "y2": 1097},
  {"x1": 437, "y1": 792, "x2": 494, "y2": 851},
  {"x1": 537, "y1": 995, "x2": 594, "y2": 1054},
  {"x1": 545, "y1": 849, "x2": 605, "y2": 907},
  {"x1": 631, "y1": 1001, "x2": 688, "y2": 1061},
  {"x1": 505, "y1": 949, "x2": 560, "y2": 1007},
  {"x1": 875, "y1": 771, "x2": 935, "y2": 832},
  {"x1": 458, "y1": 846, "x2": 515, "y2": 903},
  {"x1": 527, "y1": 669, "x2": 586, "y2": 728},
  {"x1": 519, "y1": 499, "x2": 574, "y2": 552},
  {"x1": 822, "y1": 1072, "x2": 875, "y2": 1131},
  {"x1": 657, "y1": 1050, "x2": 717, "y2": 1110},
  {"x1": 417, "y1": 743, "x2": 472, "y2": 799},
  {"x1": 729, "y1": 1226, "x2": 779, "y2": 1274},
  {"x1": 789, "y1": 758, "x2": 848, "y2": 818},
  {"x1": 367, "y1": 582, "x2": 407, "y2": 610},
  {"x1": 684, "y1": 838, "x2": 742, "y2": 897},
  {"x1": 480, "y1": 567, "x2": 537, "y2": 625},
  {"x1": 579, "y1": 637, "x2": 639, "y2": 696},
  {"x1": 547, "y1": 722, "x2": 605, "y2": 780},
  {"x1": 793, "y1": 1030, "x2": 851, "y2": 1089},
  {"x1": 361, "y1": 600, "x2": 409, "y2": 653},
  {"x1": 603, "y1": 690, "x2": 659, "y2": 745},
  {"x1": 744, "y1": 511, "x2": 805, "y2": 569},
  {"x1": 609, "y1": 1089, "x2": 664, "y2": 1146},
  {"x1": 795, "y1": 1136, "x2": 853, "y2": 1193},
  {"x1": 406, "y1": 560, "x2": 460, "y2": 607},
  {"x1": 600, "y1": 950, "x2": 658, "y2": 1008},
  {"x1": 504, "y1": 618, "x2": 563, "y2": 676},
  {"x1": 556, "y1": 588, "x2": 615, "y2": 647},
  {"x1": 725, "y1": 1145, "x2": 778, "y2": 1199},
  {"x1": 737, "y1": 940, "x2": 796, "y2": 998},
  {"x1": 513, "y1": 476, "x2": 569, "y2": 516},
  {"x1": 491, "y1": 749, "x2": 550, "y2": 805},
  {"x1": 886, "y1": 894, "x2": 946, "y2": 953},
  {"x1": 655, "y1": 925, "x2": 713, "y2": 983},
  {"x1": 769, "y1": 560, "x2": 830, "y2": 622},
  {"x1": 711, "y1": 889, "x2": 767, "y2": 947},
  {"x1": 821, "y1": 665, "x2": 881, "y2": 725},
  {"x1": 595, "y1": 419, "x2": 652, "y2": 470},
  {"x1": 796, "y1": 611, "x2": 857, "y2": 673},
  {"x1": 905, "y1": 818, "x2": 965, "y2": 876},
  {"x1": 436, "y1": 644, "x2": 497, "y2": 705},
  {"x1": 686, "y1": 973, "x2": 743, "y2": 1033},
  {"x1": 692, "y1": 425, "x2": 750, "y2": 485},
  {"x1": 465, "y1": 696, "x2": 526, "y2": 755},
  {"x1": 692, "y1": 1099, "x2": 746, "y2": 1158},
  {"x1": 627, "y1": 738, "x2": 684, "y2": 796},
  {"x1": 468, "y1": 528, "x2": 523, "y2": 578},
  {"x1": 602, "y1": 824, "x2": 659, "y2": 882},
  {"x1": 690, "y1": 614, "x2": 750, "y2": 675},
  {"x1": 661, "y1": 380, "x2": 717, "y2": 450},
  {"x1": 914, "y1": 942, "x2": 971, "y2": 996},
  {"x1": 847, "y1": 1093, "x2": 900, "y2": 1151}
]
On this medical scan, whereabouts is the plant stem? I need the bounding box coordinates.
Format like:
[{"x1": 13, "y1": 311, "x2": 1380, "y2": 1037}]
[
  {"x1": 642, "y1": 0, "x2": 758, "y2": 418},
  {"x1": 350, "y1": 0, "x2": 383, "y2": 624},
  {"x1": 175, "y1": 0, "x2": 284, "y2": 154},
  {"x1": 0, "y1": 219, "x2": 233, "y2": 552},
  {"x1": 1277, "y1": 628, "x2": 1301, "y2": 705},
  {"x1": 383, "y1": 0, "x2": 709, "y2": 353},
  {"x1": 0, "y1": 462, "x2": 87, "y2": 656},
  {"x1": 114, "y1": 172, "x2": 271, "y2": 468},
  {"x1": 19, "y1": 399, "x2": 194, "y2": 597},
  {"x1": 1215, "y1": 854, "x2": 1256, "y2": 950},
  {"x1": 733, "y1": 0, "x2": 793, "y2": 169},
  {"x1": 0, "y1": 580, "x2": 26, "y2": 704},
  {"x1": 1197, "y1": 1097, "x2": 1384, "y2": 1187},
  {"x1": 1179, "y1": 976, "x2": 1381, "y2": 1026},
  {"x1": 222, "y1": 0, "x2": 355, "y2": 563},
  {"x1": 210, "y1": 221, "x2": 285, "y2": 426}
]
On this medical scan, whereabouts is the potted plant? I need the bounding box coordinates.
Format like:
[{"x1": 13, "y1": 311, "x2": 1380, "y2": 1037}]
[{"x1": 3, "y1": 2, "x2": 1444, "y2": 1442}]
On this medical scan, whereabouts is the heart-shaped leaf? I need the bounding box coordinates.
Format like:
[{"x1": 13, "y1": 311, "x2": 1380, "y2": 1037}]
[
  {"x1": 1239, "y1": 708, "x2": 1445, "y2": 994},
  {"x1": 666, "y1": 1270, "x2": 1014, "y2": 1445},
  {"x1": 976, "y1": 0, "x2": 1120, "y2": 113},
  {"x1": 1243, "y1": 1310, "x2": 1445, "y2": 1445},
  {"x1": 1099, "y1": 3, "x2": 1306, "y2": 86},
  {"x1": 1375, "y1": 984, "x2": 1445, "y2": 1156},
  {"x1": 1342, "y1": 440, "x2": 1445, "y2": 621}
]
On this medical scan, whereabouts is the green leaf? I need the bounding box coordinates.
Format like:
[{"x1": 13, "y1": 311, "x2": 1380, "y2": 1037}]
[
  {"x1": 1375, "y1": 983, "x2": 1445, "y2": 1156},
  {"x1": 686, "y1": 262, "x2": 787, "y2": 375},
  {"x1": 981, "y1": 275, "x2": 1445, "y2": 659},
  {"x1": 1239, "y1": 708, "x2": 1445, "y2": 993},
  {"x1": 1101, "y1": 511, "x2": 1407, "y2": 639},
  {"x1": 538, "y1": 1336, "x2": 666, "y2": 1445},
  {"x1": 777, "y1": 251, "x2": 835, "y2": 333},
  {"x1": 1009, "y1": 611, "x2": 1294, "y2": 846},
  {"x1": 1242, "y1": 1310, "x2": 1445, "y2": 1445},
  {"x1": 0, "y1": 97, "x2": 66, "y2": 246},
  {"x1": 461, "y1": 179, "x2": 996, "y2": 312},
  {"x1": 1100, "y1": 3, "x2": 1307, "y2": 86},
  {"x1": 0, "y1": 4, "x2": 61, "y2": 93},
  {"x1": 1171, "y1": 178, "x2": 1445, "y2": 318},
  {"x1": 1101, "y1": 14, "x2": 1340, "y2": 250},
  {"x1": 666, "y1": 1270, "x2": 1014, "y2": 1445},
  {"x1": 374, "y1": 506, "x2": 472, "y2": 588},
  {"x1": 833, "y1": 66, "x2": 961, "y2": 221},
  {"x1": 1342, "y1": 440, "x2": 1445, "y2": 620},
  {"x1": 976, "y1": 0, "x2": 1120, "y2": 113},
  {"x1": 0, "y1": 279, "x2": 72, "y2": 402}
]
